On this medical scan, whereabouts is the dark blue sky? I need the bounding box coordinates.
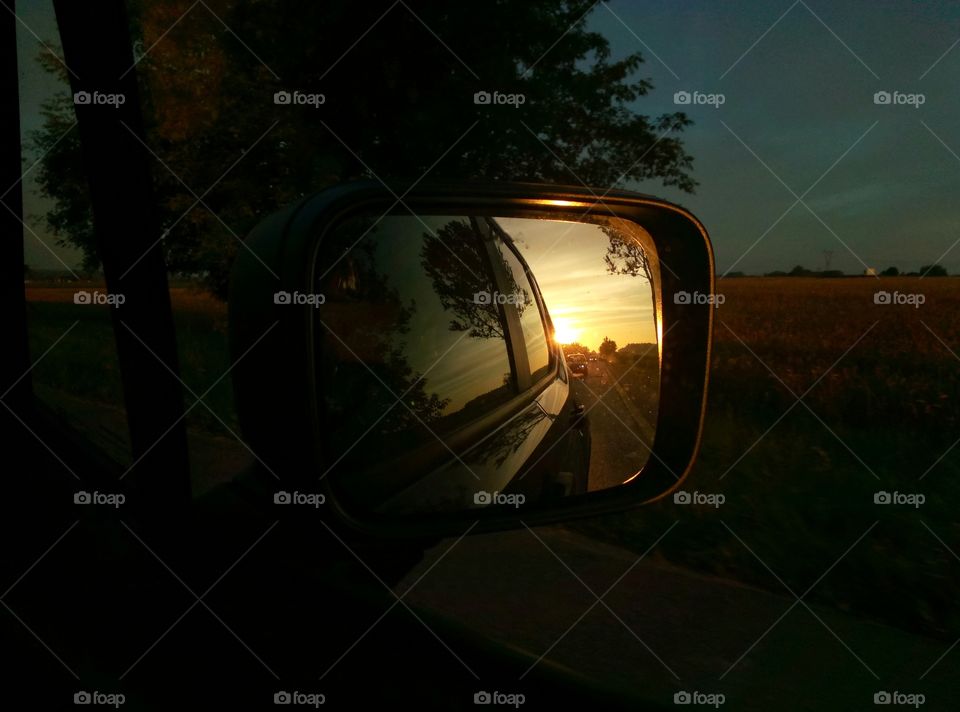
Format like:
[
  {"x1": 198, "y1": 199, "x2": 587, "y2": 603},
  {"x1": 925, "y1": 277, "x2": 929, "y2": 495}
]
[
  {"x1": 17, "y1": 0, "x2": 960, "y2": 274},
  {"x1": 589, "y1": 0, "x2": 960, "y2": 275}
]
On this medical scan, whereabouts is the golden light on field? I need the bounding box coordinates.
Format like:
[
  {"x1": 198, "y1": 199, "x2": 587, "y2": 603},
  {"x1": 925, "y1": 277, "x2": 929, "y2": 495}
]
[{"x1": 551, "y1": 315, "x2": 579, "y2": 344}]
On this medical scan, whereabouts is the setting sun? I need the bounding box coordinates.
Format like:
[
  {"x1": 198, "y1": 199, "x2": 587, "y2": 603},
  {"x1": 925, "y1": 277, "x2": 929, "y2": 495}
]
[{"x1": 551, "y1": 316, "x2": 579, "y2": 345}]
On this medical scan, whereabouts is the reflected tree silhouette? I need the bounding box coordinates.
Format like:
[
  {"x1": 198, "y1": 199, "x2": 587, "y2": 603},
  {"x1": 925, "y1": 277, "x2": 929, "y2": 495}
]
[
  {"x1": 602, "y1": 227, "x2": 653, "y2": 282},
  {"x1": 420, "y1": 220, "x2": 531, "y2": 341},
  {"x1": 602, "y1": 226, "x2": 658, "y2": 337},
  {"x1": 317, "y1": 225, "x2": 451, "y2": 457}
]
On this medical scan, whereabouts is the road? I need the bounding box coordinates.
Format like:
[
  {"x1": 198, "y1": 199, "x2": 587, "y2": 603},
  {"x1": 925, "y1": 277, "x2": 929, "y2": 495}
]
[
  {"x1": 569, "y1": 359, "x2": 657, "y2": 492},
  {"x1": 397, "y1": 526, "x2": 960, "y2": 711}
]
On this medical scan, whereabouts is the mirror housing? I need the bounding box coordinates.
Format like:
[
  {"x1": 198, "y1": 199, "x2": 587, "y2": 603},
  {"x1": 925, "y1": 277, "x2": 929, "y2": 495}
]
[{"x1": 229, "y1": 181, "x2": 714, "y2": 537}]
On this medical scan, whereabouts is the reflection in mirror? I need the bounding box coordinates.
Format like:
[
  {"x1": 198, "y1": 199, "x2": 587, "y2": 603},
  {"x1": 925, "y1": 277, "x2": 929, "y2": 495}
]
[{"x1": 313, "y1": 212, "x2": 660, "y2": 516}]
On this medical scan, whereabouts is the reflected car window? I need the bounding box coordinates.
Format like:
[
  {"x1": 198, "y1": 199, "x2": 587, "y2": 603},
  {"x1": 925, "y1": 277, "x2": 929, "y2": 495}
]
[
  {"x1": 315, "y1": 215, "x2": 516, "y2": 473},
  {"x1": 493, "y1": 235, "x2": 551, "y2": 383}
]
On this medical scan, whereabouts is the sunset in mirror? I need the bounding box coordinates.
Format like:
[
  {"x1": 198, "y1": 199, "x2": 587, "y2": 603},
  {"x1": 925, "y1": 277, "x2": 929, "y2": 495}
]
[
  {"x1": 314, "y1": 211, "x2": 660, "y2": 512},
  {"x1": 495, "y1": 218, "x2": 658, "y2": 352},
  {"x1": 550, "y1": 316, "x2": 580, "y2": 345}
]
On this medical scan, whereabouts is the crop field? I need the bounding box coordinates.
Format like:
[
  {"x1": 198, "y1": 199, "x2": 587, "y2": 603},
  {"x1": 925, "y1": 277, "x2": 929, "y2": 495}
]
[{"x1": 575, "y1": 276, "x2": 960, "y2": 641}]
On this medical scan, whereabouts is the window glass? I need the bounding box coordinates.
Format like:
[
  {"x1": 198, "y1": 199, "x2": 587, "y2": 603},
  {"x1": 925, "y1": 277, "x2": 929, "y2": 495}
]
[
  {"x1": 20, "y1": 4, "x2": 131, "y2": 465},
  {"x1": 315, "y1": 215, "x2": 516, "y2": 471},
  {"x1": 493, "y1": 236, "x2": 552, "y2": 382}
]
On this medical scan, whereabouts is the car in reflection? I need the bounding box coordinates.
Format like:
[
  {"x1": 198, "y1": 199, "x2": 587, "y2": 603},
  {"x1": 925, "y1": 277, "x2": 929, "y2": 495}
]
[
  {"x1": 567, "y1": 353, "x2": 589, "y2": 379},
  {"x1": 313, "y1": 215, "x2": 592, "y2": 513}
]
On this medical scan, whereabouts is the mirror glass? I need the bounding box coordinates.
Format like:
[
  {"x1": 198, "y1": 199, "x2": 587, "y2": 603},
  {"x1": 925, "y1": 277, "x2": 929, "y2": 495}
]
[{"x1": 312, "y1": 211, "x2": 660, "y2": 515}]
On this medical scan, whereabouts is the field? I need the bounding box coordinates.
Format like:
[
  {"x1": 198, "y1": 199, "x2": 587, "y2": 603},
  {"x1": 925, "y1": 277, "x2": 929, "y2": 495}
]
[
  {"x1": 25, "y1": 276, "x2": 960, "y2": 639},
  {"x1": 25, "y1": 282, "x2": 246, "y2": 492},
  {"x1": 574, "y1": 276, "x2": 960, "y2": 641}
]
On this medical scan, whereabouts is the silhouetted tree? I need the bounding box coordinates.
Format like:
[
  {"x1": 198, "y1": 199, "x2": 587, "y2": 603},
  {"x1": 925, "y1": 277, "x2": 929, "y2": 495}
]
[
  {"x1": 316, "y1": 224, "x2": 451, "y2": 458},
  {"x1": 603, "y1": 229, "x2": 653, "y2": 281},
  {"x1": 602, "y1": 225, "x2": 658, "y2": 337},
  {"x1": 31, "y1": 0, "x2": 696, "y2": 296},
  {"x1": 420, "y1": 220, "x2": 528, "y2": 341},
  {"x1": 599, "y1": 336, "x2": 617, "y2": 360},
  {"x1": 920, "y1": 264, "x2": 948, "y2": 277}
]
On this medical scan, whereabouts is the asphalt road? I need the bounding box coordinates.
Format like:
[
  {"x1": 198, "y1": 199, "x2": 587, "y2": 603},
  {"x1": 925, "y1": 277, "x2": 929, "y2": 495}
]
[
  {"x1": 398, "y1": 526, "x2": 960, "y2": 711},
  {"x1": 569, "y1": 360, "x2": 657, "y2": 492}
]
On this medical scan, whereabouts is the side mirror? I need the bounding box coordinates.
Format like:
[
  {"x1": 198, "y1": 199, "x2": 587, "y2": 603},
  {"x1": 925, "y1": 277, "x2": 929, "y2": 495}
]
[{"x1": 229, "y1": 182, "x2": 713, "y2": 537}]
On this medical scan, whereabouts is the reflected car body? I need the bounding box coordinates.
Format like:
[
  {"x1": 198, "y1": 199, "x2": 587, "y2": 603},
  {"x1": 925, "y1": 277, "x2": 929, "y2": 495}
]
[
  {"x1": 314, "y1": 215, "x2": 591, "y2": 513},
  {"x1": 567, "y1": 353, "x2": 588, "y2": 379}
]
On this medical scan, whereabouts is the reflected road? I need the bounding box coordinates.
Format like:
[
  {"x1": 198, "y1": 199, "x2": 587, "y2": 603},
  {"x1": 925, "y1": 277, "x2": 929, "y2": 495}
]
[{"x1": 570, "y1": 360, "x2": 657, "y2": 492}]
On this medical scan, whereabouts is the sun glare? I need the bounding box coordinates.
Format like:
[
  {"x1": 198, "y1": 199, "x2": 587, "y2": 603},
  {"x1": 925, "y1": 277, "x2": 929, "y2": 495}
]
[{"x1": 551, "y1": 316, "x2": 579, "y2": 345}]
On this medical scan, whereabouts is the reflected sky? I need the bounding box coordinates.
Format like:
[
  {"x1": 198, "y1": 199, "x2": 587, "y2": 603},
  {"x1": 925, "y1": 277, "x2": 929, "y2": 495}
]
[
  {"x1": 319, "y1": 214, "x2": 656, "y2": 421},
  {"x1": 496, "y1": 218, "x2": 657, "y2": 351}
]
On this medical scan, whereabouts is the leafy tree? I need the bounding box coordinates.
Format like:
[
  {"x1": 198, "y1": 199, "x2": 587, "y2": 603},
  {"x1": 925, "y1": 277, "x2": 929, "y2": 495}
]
[
  {"x1": 920, "y1": 264, "x2": 947, "y2": 277},
  {"x1": 30, "y1": 54, "x2": 98, "y2": 271},
  {"x1": 880, "y1": 266, "x2": 899, "y2": 277},
  {"x1": 31, "y1": 0, "x2": 696, "y2": 296},
  {"x1": 421, "y1": 220, "x2": 529, "y2": 341},
  {"x1": 598, "y1": 336, "x2": 617, "y2": 360},
  {"x1": 314, "y1": 218, "x2": 451, "y2": 468},
  {"x1": 603, "y1": 229, "x2": 654, "y2": 281},
  {"x1": 602, "y1": 224, "x2": 657, "y2": 337}
]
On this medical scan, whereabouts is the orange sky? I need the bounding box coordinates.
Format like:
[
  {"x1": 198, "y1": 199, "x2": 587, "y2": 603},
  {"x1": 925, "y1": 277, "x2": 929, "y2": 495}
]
[{"x1": 496, "y1": 218, "x2": 657, "y2": 351}]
